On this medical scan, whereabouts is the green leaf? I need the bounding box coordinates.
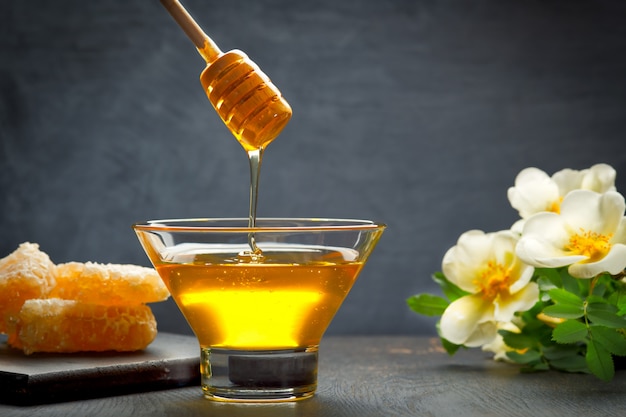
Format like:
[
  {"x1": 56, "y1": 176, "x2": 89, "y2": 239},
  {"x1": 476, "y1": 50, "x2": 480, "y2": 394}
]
[
  {"x1": 548, "y1": 288, "x2": 584, "y2": 307},
  {"x1": 499, "y1": 330, "x2": 537, "y2": 350},
  {"x1": 537, "y1": 276, "x2": 558, "y2": 292},
  {"x1": 590, "y1": 326, "x2": 626, "y2": 356},
  {"x1": 521, "y1": 362, "x2": 550, "y2": 372},
  {"x1": 440, "y1": 337, "x2": 462, "y2": 356},
  {"x1": 586, "y1": 295, "x2": 609, "y2": 305},
  {"x1": 559, "y1": 269, "x2": 582, "y2": 296},
  {"x1": 552, "y1": 320, "x2": 588, "y2": 344},
  {"x1": 432, "y1": 272, "x2": 469, "y2": 301},
  {"x1": 586, "y1": 308, "x2": 626, "y2": 328},
  {"x1": 586, "y1": 339, "x2": 615, "y2": 381},
  {"x1": 506, "y1": 349, "x2": 542, "y2": 364},
  {"x1": 543, "y1": 344, "x2": 583, "y2": 361},
  {"x1": 515, "y1": 312, "x2": 555, "y2": 346},
  {"x1": 543, "y1": 288, "x2": 584, "y2": 319},
  {"x1": 543, "y1": 304, "x2": 584, "y2": 319},
  {"x1": 549, "y1": 354, "x2": 589, "y2": 373},
  {"x1": 535, "y1": 268, "x2": 562, "y2": 288},
  {"x1": 590, "y1": 279, "x2": 608, "y2": 298},
  {"x1": 614, "y1": 285, "x2": 626, "y2": 315},
  {"x1": 543, "y1": 344, "x2": 589, "y2": 373},
  {"x1": 406, "y1": 294, "x2": 449, "y2": 317},
  {"x1": 587, "y1": 302, "x2": 618, "y2": 312}
]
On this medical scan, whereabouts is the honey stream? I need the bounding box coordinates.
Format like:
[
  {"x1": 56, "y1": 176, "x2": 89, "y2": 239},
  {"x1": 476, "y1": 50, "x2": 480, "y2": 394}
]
[{"x1": 245, "y1": 148, "x2": 263, "y2": 257}]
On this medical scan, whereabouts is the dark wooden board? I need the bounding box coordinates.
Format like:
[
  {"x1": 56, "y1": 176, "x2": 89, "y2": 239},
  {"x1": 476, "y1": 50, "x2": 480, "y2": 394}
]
[
  {"x1": 0, "y1": 333, "x2": 200, "y2": 405},
  {"x1": 1, "y1": 337, "x2": 626, "y2": 416}
]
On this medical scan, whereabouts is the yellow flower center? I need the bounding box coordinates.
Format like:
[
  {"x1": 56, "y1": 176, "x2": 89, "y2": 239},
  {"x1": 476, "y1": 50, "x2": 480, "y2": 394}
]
[
  {"x1": 566, "y1": 229, "x2": 612, "y2": 263},
  {"x1": 548, "y1": 196, "x2": 563, "y2": 214},
  {"x1": 474, "y1": 261, "x2": 513, "y2": 300}
]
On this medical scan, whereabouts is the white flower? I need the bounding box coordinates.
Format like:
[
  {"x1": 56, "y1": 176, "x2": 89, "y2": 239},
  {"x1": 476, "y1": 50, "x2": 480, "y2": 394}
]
[
  {"x1": 552, "y1": 163, "x2": 616, "y2": 196},
  {"x1": 507, "y1": 164, "x2": 616, "y2": 220},
  {"x1": 508, "y1": 168, "x2": 560, "y2": 219},
  {"x1": 482, "y1": 321, "x2": 521, "y2": 362},
  {"x1": 516, "y1": 190, "x2": 626, "y2": 278},
  {"x1": 440, "y1": 230, "x2": 538, "y2": 347}
]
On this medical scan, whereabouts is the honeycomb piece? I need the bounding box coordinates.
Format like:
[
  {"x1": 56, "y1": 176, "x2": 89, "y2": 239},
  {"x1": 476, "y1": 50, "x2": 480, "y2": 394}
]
[
  {"x1": 9, "y1": 299, "x2": 158, "y2": 354},
  {"x1": 0, "y1": 243, "x2": 56, "y2": 333},
  {"x1": 51, "y1": 262, "x2": 169, "y2": 305}
]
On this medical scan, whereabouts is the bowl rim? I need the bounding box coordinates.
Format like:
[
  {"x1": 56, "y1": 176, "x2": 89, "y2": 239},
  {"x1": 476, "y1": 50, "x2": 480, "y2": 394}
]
[{"x1": 132, "y1": 217, "x2": 386, "y2": 233}]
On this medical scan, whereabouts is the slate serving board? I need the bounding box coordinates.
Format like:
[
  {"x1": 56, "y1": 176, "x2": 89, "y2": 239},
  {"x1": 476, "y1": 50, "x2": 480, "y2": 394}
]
[{"x1": 0, "y1": 332, "x2": 200, "y2": 405}]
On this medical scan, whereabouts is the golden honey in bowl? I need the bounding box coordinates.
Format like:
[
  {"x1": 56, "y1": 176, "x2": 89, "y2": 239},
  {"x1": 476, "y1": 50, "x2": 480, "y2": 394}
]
[{"x1": 155, "y1": 247, "x2": 362, "y2": 349}]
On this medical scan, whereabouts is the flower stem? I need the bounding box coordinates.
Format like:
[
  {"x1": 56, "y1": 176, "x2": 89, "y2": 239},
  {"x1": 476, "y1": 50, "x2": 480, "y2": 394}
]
[{"x1": 589, "y1": 275, "x2": 600, "y2": 296}]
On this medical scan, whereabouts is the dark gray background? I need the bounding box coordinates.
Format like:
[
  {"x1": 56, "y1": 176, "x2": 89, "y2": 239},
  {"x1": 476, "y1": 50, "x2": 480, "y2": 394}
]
[{"x1": 2, "y1": 0, "x2": 625, "y2": 337}]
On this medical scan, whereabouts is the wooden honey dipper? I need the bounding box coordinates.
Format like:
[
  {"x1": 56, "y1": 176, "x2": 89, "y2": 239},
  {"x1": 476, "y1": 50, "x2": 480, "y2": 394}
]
[{"x1": 160, "y1": 0, "x2": 292, "y2": 152}]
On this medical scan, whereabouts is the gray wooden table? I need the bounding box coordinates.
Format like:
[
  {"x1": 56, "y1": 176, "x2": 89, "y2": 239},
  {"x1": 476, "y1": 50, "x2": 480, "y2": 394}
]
[{"x1": 1, "y1": 336, "x2": 624, "y2": 417}]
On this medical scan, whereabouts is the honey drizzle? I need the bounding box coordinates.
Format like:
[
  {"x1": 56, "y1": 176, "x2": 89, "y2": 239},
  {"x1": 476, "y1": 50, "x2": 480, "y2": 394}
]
[{"x1": 243, "y1": 148, "x2": 264, "y2": 259}]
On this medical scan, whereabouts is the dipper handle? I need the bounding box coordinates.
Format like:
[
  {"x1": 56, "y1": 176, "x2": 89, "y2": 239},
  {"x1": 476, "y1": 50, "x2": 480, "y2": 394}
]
[{"x1": 160, "y1": 0, "x2": 221, "y2": 63}]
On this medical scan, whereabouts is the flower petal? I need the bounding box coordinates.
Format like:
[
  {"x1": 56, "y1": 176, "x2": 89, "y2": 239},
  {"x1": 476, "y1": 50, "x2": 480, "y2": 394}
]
[
  {"x1": 581, "y1": 163, "x2": 617, "y2": 193},
  {"x1": 494, "y1": 282, "x2": 539, "y2": 321},
  {"x1": 463, "y1": 321, "x2": 500, "y2": 348},
  {"x1": 516, "y1": 236, "x2": 585, "y2": 268},
  {"x1": 522, "y1": 212, "x2": 570, "y2": 246},
  {"x1": 552, "y1": 168, "x2": 585, "y2": 196},
  {"x1": 510, "y1": 219, "x2": 525, "y2": 235},
  {"x1": 598, "y1": 191, "x2": 626, "y2": 234},
  {"x1": 442, "y1": 230, "x2": 494, "y2": 293},
  {"x1": 516, "y1": 212, "x2": 585, "y2": 267},
  {"x1": 507, "y1": 168, "x2": 560, "y2": 219},
  {"x1": 560, "y1": 190, "x2": 625, "y2": 235},
  {"x1": 453, "y1": 230, "x2": 495, "y2": 265},
  {"x1": 440, "y1": 294, "x2": 496, "y2": 347},
  {"x1": 490, "y1": 232, "x2": 535, "y2": 293},
  {"x1": 612, "y1": 217, "x2": 626, "y2": 245},
  {"x1": 491, "y1": 231, "x2": 519, "y2": 265},
  {"x1": 552, "y1": 164, "x2": 616, "y2": 195},
  {"x1": 508, "y1": 261, "x2": 535, "y2": 294},
  {"x1": 568, "y1": 243, "x2": 626, "y2": 278},
  {"x1": 482, "y1": 321, "x2": 521, "y2": 361}
]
